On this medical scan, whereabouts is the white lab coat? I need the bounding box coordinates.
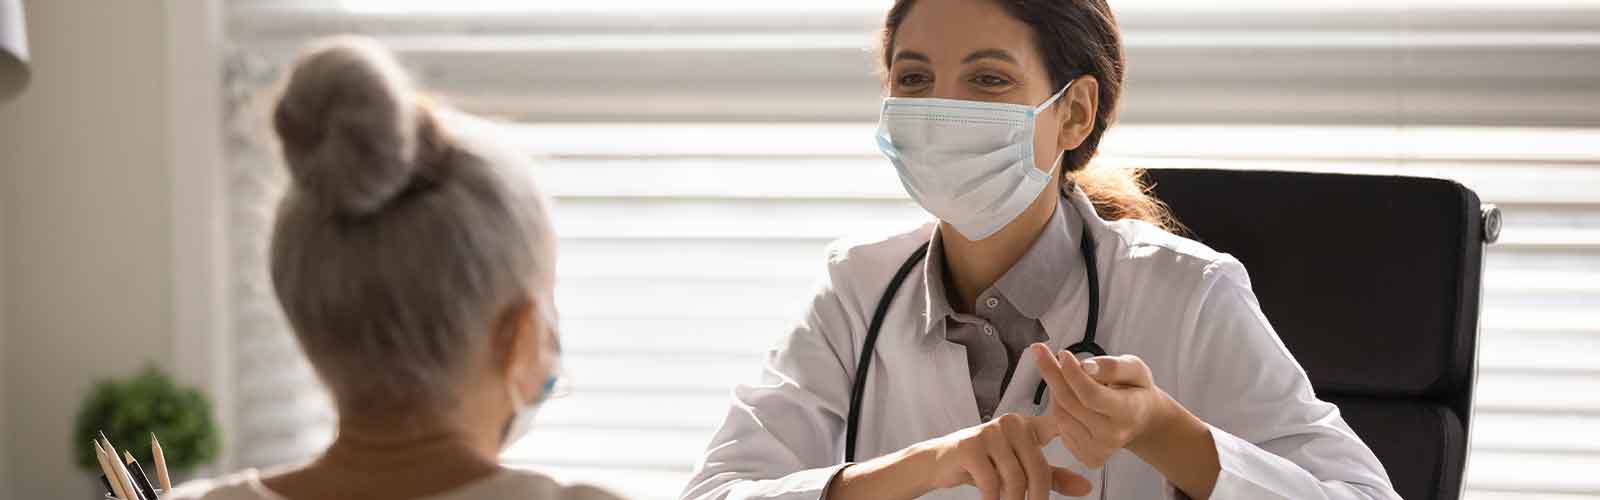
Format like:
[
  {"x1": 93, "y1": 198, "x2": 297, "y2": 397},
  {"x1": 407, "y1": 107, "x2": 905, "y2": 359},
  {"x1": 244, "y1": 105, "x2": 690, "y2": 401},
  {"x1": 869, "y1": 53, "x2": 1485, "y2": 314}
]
[{"x1": 681, "y1": 188, "x2": 1401, "y2": 500}]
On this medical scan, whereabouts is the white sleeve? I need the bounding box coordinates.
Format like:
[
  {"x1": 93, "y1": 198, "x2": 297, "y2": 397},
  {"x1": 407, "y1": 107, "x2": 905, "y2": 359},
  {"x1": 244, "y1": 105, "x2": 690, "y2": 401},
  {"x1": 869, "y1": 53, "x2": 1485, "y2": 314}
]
[
  {"x1": 679, "y1": 263, "x2": 863, "y2": 500},
  {"x1": 1173, "y1": 260, "x2": 1402, "y2": 500}
]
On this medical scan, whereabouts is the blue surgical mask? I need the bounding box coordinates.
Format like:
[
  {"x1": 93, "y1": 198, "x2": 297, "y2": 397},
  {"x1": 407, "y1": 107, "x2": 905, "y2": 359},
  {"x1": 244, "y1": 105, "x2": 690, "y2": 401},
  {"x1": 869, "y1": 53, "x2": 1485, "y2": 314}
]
[
  {"x1": 876, "y1": 83, "x2": 1072, "y2": 241},
  {"x1": 501, "y1": 373, "x2": 558, "y2": 452}
]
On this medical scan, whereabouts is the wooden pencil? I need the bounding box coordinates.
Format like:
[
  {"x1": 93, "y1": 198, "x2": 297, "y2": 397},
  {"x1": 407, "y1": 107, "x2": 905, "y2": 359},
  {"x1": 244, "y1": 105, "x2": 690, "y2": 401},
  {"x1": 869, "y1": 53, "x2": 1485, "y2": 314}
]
[
  {"x1": 93, "y1": 440, "x2": 129, "y2": 500},
  {"x1": 100, "y1": 434, "x2": 144, "y2": 500},
  {"x1": 151, "y1": 432, "x2": 173, "y2": 492}
]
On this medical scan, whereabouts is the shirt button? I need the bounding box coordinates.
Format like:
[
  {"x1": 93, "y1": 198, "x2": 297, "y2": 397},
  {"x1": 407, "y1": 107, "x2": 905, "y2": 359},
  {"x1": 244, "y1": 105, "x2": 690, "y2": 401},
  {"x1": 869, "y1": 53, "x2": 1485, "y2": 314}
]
[
  {"x1": 983, "y1": 325, "x2": 996, "y2": 336},
  {"x1": 981, "y1": 412, "x2": 992, "y2": 421},
  {"x1": 985, "y1": 297, "x2": 1000, "y2": 309}
]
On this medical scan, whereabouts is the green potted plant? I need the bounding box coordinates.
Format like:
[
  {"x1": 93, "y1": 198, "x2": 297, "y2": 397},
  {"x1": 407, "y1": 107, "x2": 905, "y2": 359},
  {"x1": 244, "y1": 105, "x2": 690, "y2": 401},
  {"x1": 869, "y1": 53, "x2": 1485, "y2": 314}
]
[{"x1": 73, "y1": 367, "x2": 220, "y2": 484}]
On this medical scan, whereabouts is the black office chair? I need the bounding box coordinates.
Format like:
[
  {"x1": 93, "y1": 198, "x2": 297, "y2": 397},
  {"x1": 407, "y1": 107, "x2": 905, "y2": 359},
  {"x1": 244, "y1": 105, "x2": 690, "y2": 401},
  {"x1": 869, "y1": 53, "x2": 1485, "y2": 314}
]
[{"x1": 1141, "y1": 168, "x2": 1498, "y2": 500}]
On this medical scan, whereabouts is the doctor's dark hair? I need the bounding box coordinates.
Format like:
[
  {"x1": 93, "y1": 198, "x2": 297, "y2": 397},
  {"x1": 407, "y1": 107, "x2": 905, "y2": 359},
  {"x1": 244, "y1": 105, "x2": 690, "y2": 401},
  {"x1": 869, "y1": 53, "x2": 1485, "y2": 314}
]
[
  {"x1": 270, "y1": 36, "x2": 556, "y2": 416},
  {"x1": 881, "y1": 0, "x2": 1179, "y2": 231}
]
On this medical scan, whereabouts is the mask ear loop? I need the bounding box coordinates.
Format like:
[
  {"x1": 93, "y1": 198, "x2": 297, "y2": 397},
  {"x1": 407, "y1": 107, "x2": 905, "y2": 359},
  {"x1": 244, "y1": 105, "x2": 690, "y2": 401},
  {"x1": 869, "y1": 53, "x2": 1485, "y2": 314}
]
[
  {"x1": 511, "y1": 300, "x2": 568, "y2": 409},
  {"x1": 1036, "y1": 80, "x2": 1076, "y2": 184},
  {"x1": 1032, "y1": 80, "x2": 1075, "y2": 114},
  {"x1": 535, "y1": 293, "x2": 568, "y2": 402}
]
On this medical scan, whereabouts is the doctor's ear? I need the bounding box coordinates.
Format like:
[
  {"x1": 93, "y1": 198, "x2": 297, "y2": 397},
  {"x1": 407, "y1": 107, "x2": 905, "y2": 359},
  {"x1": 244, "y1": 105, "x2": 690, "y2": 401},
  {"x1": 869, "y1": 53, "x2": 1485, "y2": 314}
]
[
  {"x1": 490, "y1": 298, "x2": 544, "y2": 379},
  {"x1": 1055, "y1": 75, "x2": 1099, "y2": 153}
]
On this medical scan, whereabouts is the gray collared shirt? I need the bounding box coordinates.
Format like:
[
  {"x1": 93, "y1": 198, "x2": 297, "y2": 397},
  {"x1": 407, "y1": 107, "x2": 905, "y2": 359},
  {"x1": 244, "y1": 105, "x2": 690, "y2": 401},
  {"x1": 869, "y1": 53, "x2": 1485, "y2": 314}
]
[{"x1": 924, "y1": 195, "x2": 1080, "y2": 421}]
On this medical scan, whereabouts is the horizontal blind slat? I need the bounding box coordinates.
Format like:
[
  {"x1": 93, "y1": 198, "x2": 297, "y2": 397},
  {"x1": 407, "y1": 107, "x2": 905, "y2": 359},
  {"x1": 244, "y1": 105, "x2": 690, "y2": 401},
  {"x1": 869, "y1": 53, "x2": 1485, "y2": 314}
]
[
  {"x1": 1468, "y1": 451, "x2": 1600, "y2": 495},
  {"x1": 507, "y1": 123, "x2": 1600, "y2": 162}
]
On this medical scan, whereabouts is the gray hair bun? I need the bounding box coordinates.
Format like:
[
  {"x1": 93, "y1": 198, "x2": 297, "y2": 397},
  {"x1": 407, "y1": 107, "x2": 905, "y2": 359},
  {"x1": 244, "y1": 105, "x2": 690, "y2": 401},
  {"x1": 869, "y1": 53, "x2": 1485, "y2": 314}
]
[{"x1": 273, "y1": 36, "x2": 424, "y2": 216}]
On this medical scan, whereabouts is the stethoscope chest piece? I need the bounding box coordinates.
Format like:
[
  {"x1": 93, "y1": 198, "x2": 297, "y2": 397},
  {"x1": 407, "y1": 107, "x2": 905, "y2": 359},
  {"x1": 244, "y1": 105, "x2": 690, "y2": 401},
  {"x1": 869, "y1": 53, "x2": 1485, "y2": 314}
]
[{"x1": 1067, "y1": 340, "x2": 1106, "y2": 358}]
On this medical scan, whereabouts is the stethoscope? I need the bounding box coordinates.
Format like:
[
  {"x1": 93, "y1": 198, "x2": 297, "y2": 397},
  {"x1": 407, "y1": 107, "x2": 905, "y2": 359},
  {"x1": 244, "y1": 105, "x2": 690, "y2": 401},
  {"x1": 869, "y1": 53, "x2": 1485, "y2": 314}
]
[{"x1": 843, "y1": 200, "x2": 1109, "y2": 497}]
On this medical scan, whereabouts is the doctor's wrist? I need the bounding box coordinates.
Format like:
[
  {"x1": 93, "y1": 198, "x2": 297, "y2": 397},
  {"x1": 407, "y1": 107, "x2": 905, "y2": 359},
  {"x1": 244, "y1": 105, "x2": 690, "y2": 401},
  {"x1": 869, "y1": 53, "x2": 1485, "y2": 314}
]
[
  {"x1": 828, "y1": 442, "x2": 937, "y2": 500},
  {"x1": 1127, "y1": 393, "x2": 1220, "y2": 500},
  {"x1": 1127, "y1": 389, "x2": 1188, "y2": 457}
]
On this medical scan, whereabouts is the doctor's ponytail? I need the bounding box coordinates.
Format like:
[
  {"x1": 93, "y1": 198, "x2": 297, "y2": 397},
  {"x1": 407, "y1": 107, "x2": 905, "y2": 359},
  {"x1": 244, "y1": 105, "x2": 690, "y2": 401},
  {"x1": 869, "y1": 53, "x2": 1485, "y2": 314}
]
[{"x1": 881, "y1": 0, "x2": 1180, "y2": 233}]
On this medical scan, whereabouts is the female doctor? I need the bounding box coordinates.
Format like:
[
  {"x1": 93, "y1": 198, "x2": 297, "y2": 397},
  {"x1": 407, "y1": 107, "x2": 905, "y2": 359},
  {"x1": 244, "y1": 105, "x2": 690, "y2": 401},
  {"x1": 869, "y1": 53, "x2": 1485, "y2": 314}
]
[{"x1": 682, "y1": 1, "x2": 1400, "y2": 499}]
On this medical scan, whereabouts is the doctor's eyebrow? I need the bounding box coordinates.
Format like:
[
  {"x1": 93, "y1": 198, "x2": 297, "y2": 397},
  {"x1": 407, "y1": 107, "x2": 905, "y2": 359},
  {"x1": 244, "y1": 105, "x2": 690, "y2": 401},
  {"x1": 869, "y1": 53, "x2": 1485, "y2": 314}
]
[
  {"x1": 891, "y1": 50, "x2": 932, "y2": 64},
  {"x1": 962, "y1": 48, "x2": 1018, "y2": 65}
]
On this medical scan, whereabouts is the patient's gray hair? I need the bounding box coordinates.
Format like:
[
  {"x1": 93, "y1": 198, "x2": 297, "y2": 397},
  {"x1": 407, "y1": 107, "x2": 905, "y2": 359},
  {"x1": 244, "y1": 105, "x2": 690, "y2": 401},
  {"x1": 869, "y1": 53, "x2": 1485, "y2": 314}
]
[{"x1": 269, "y1": 36, "x2": 555, "y2": 415}]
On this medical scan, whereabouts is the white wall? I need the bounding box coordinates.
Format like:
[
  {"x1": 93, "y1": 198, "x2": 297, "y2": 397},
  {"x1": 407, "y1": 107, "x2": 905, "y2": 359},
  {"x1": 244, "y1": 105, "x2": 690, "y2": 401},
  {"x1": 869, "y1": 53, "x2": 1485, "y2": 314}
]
[
  {"x1": 0, "y1": 1, "x2": 224, "y2": 497},
  {"x1": 0, "y1": 154, "x2": 8, "y2": 495}
]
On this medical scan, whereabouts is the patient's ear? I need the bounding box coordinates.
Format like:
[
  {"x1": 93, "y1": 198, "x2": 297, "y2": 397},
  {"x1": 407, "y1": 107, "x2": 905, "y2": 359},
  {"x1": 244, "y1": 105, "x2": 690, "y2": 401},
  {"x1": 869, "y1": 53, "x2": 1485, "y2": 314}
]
[{"x1": 490, "y1": 299, "x2": 542, "y2": 388}]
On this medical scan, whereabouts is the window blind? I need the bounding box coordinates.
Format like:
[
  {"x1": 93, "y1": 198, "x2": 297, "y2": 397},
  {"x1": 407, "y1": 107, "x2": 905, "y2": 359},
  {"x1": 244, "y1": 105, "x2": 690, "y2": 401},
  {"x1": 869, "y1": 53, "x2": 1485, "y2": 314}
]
[{"x1": 224, "y1": 2, "x2": 1600, "y2": 499}]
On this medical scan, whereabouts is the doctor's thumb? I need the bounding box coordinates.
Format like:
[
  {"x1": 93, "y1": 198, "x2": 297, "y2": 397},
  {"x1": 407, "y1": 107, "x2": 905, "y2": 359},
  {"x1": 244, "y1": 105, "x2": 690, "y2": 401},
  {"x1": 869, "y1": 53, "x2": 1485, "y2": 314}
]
[{"x1": 1052, "y1": 467, "x2": 1094, "y2": 497}]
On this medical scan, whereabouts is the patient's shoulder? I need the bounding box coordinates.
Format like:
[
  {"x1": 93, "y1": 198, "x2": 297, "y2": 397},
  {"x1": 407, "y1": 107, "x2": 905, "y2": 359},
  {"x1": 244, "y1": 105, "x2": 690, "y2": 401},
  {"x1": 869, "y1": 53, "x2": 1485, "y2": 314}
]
[
  {"x1": 162, "y1": 467, "x2": 628, "y2": 500},
  {"x1": 162, "y1": 469, "x2": 273, "y2": 500},
  {"x1": 460, "y1": 467, "x2": 627, "y2": 500}
]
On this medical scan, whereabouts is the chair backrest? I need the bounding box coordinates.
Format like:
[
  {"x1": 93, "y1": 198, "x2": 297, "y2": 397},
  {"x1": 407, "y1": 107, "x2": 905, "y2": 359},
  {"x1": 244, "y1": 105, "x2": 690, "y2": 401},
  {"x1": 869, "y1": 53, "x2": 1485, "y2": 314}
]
[{"x1": 1142, "y1": 168, "x2": 1487, "y2": 500}]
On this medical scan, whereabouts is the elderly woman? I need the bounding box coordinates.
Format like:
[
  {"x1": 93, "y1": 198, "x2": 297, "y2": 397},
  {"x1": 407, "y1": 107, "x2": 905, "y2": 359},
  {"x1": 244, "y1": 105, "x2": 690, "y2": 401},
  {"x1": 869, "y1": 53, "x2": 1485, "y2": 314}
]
[{"x1": 168, "y1": 37, "x2": 623, "y2": 500}]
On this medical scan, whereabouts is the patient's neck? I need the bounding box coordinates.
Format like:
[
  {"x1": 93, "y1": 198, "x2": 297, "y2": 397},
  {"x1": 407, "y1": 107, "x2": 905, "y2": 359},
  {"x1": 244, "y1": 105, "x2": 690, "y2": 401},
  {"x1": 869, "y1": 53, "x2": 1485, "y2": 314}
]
[
  {"x1": 261, "y1": 410, "x2": 503, "y2": 500},
  {"x1": 326, "y1": 411, "x2": 498, "y2": 466}
]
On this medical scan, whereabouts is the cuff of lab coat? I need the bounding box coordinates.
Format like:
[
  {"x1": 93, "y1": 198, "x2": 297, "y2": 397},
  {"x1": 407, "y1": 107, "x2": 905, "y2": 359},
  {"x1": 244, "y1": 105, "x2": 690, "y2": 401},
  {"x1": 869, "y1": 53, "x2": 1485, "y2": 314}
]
[
  {"x1": 796, "y1": 463, "x2": 853, "y2": 500},
  {"x1": 1197, "y1": 423, "x2": 1282, "y2": 499}
]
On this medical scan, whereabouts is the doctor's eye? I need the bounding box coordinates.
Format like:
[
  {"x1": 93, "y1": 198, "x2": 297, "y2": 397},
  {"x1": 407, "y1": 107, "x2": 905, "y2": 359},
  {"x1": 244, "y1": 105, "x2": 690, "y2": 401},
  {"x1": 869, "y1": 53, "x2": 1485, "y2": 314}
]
[
  {"x1": 895, "y1": 72, "x2": 932, "y2": 89},
  {"x1": 969, "y1": 73, "x2": 1012, "y2": 88}
]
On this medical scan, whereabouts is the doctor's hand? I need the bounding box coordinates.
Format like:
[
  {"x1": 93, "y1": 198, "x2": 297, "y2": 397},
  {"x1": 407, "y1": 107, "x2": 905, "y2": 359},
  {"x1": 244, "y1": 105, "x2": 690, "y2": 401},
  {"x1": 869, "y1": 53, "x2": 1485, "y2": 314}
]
[
  {"x1": 921, "y1": 413, "x2": 1093, "y2": 500},
  {"x1": 1030, "y1": 343, "x2": 1185, "y2": 469},
  {"x1": 829, "y1": 413, "x2": 1091, "y2": 500}
]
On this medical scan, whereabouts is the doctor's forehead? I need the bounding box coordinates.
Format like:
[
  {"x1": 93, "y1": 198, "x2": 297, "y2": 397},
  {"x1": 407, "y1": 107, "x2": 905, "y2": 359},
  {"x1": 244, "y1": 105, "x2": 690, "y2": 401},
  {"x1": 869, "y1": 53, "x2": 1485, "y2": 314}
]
[{"x1": 889, "y1": 0, "x2": 1044, "y2": 67}]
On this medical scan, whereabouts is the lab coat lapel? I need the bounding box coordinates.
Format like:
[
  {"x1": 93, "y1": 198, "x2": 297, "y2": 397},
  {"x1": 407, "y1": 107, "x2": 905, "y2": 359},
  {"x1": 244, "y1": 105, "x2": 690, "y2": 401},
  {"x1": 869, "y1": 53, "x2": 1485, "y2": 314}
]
[{"x1": 931, "y1": 341, "x2": 983, "y2": 427}]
